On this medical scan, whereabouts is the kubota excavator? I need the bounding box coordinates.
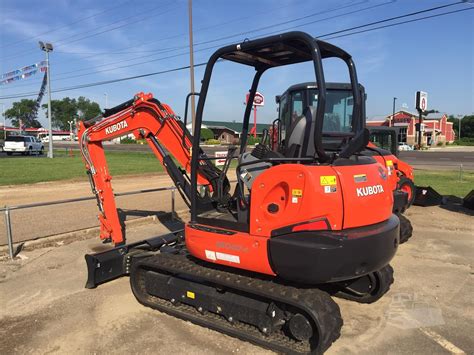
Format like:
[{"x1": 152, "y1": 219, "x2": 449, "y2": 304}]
[
  {"x1": 78, "y1": 32, "x2": 399, "y2": 354},
  {"x1": 272, "y1": 82, "x2": 414, "y2": 243}
]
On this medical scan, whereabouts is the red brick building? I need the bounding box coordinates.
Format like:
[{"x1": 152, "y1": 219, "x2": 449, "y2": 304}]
[{"x1": 366, "y1": 110, "x2": 455, "y2": 146}]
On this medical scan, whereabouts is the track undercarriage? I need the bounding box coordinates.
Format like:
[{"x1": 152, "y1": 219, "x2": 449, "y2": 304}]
[{"x1": 86, "y1": 232, "x2": 394, "y2": 354}]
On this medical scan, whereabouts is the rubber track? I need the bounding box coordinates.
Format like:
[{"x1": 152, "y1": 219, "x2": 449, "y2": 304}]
[
  {"x1": 131, "y1": 253, "x2": 343, "y2": 354},
  {"x1": 334, "y1": 264, "x2": 394, "y2": 304},
  {"x1": 398, "y1": 213, "x2": 413, "y2": 244}
]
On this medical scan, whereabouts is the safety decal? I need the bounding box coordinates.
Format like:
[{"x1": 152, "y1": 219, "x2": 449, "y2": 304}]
[
  {"x1": 320, "y1": 175, "x2": 337, "y2": 186},
  {"x1": 324, "y1": 185, "x2": 337, "y2": 193},
  {"x1": 186, "y1": 291, "x2": 195, "y2": 299},
  {"x1": 354, "y1": 174, "x2": 367, "y2": 183},
  {"x1": 292, "y1": 189, "x2": 303, "y2": 197},
  {"x1": 386, "y1": 160, "x2": 394, "y2": 166}
]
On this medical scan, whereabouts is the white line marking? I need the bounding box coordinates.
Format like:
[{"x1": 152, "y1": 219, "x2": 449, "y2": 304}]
[{"x1": 419, "y1": 328, "x2": 466, "y2": 354}]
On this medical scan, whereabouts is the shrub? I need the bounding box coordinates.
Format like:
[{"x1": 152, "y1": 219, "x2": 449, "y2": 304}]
[
  {"x1": 436, "y1": 141, "x2": 444, "y2": 147},
  {"x1": 205, "y1": 139, "x2": 221, "y2": 145},
  {"x1": 120, "y1": 137, "x2": 136, "y2": 144},
  {"x1": 246, "y1": 135, "x2": 261, "y2": 145}
]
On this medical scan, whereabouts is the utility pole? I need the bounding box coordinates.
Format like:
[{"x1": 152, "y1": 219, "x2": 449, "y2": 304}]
[
  {"x1": 39, "y1": 41, "x2": 54, "y2": 158},
  {"x1": 1, "y1": 103, "x2": 5, "y2": 140},
  {"x1": 188, "y1": 0, "x2": 196, "y2": 133},
  {"x1": 391, "y1": 97, "x2": 397, "y2": 127}
]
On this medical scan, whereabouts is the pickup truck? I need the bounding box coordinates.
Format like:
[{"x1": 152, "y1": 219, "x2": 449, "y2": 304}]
[{"x1": 4, "y1": 135, "x2": 44, "y2": 155}]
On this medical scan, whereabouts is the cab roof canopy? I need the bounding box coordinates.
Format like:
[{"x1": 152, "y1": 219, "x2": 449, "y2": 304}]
[{"x1": 219, "y1": 32, "x2": 352, "y2": 69}]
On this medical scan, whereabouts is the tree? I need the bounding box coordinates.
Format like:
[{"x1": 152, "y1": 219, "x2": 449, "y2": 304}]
[
  {"x1": 200, "y1": 128, "x2": 214, "y2": 141},
  {"x1": 76, "y1": 96, "x2": 101, "y2": 120},
  {"x1": 3, "y1": 99, "x2": 42, "y2": 128},
  {"x1": 42, "y1": 96, "x2": 101, "y2": 130},
  {"x1": 448, "y1": 115, "x2": 474, "y2": 139}
]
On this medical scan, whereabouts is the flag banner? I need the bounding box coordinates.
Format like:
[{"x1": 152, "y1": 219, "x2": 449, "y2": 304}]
[
  {"x1": 28, "y1": 70, "x2": 48, "y2": 122},
  {"x1": 1, "y1": 61, "x2": 47, "y2": 84}
]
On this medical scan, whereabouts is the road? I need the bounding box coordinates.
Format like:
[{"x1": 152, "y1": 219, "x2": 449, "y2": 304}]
[
  {"x1": 1, "y1": 205, "x2": 473, "y2": 354},
  {"x1": 399, "y1": 149, "x2": 474, "y2": 170},
  {"x1": 2, "y1": 143, "x2": 473, "y2": 170}
]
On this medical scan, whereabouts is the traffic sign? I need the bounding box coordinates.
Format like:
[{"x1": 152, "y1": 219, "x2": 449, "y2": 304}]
[{"x1": 416, "y1": 91, "x2": 428, "y2": 112}]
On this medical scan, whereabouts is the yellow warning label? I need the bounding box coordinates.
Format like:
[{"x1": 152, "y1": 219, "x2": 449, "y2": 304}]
[
  {"x1": 320, "y1": 176, "x2": 337, "y2": 186},
  {"x1": 386, "y1": 160, "x2": 393, "y2": 166},
  {"x1": 292, "y1": 189, "x2": 303, "y2": 197},
  {"x1": 186, "y1": 291, "x2": 195, "y2": 299}
]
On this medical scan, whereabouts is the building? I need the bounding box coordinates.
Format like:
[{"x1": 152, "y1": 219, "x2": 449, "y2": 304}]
[
  {"x1": 186, "y1": 120, "x2": 270, "y2": 144},
  {"x1": 366, "y1": 110, "x2": 455, "y2": 146},
  {"x1": 0, "y1": 125, "x2": 71, "y2": 141}
]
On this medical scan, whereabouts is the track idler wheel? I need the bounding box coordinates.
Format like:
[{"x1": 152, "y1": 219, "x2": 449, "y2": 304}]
[
  {"x1": 333, "y1": 264, "x2": 394, "y2": 304},
  {"x1": 397, "y1": 213, "x2": 413, "y2": 244},
  {"x1": 288, "y1": 313, "x2": 314, "y2": 341}
]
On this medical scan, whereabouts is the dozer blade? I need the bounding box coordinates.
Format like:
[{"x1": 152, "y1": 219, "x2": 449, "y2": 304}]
[
  {"x1": 85, "y1": 231, "x2": 183, "y2": 289},
  {"x1": 130, "y1": 253, "x2": 343, "y2": 354}
]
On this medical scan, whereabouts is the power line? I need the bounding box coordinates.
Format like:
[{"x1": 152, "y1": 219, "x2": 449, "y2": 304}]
[
  {"x1": 3, "y1": 0, "x2": 388, "y2": 85},
  {"x1": 1, "y1": 2, "x2": 471, "y2": 99},
  {"x1": 1, "y1": 0, "x2": 132, "y2": 48},
  {"x1": 1, "y1": 1, "x2": 179, "y2": 61}
]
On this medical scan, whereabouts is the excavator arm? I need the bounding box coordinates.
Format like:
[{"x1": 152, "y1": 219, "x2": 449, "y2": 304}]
[{"x1": 78, "y1": 92, "x2": 225, "y2": 245}]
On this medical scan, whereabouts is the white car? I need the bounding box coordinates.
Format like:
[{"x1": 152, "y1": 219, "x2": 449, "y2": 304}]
[
  {"x1": 398, "y1": 142, "x2": 413, "y2": 151},
  {"x1": 4, "y1": 135, "x2": 44, "y2": 156}
]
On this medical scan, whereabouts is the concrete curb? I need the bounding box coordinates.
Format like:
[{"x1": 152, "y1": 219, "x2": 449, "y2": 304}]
[{"x1": 0, "y1": 211, "x2": 184, "y2": 259}]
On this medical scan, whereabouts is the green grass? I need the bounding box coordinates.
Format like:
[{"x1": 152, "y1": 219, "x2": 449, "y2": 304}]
[
  {"x1": 0, "y1": 150, "x2": 164, "y2": 186},
  {"x1": 414, "y1": 169, "x2": 474, "y2": 197}
]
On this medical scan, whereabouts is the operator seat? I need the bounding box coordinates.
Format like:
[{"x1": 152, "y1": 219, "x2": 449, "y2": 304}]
[{"x1": 284, "y1": 106, "x2": 317, "y2": 158}]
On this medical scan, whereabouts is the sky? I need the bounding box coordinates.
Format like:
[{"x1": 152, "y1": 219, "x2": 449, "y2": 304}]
[{"x1": 0, "y1": 0, "x2": 473, "y2": 128}]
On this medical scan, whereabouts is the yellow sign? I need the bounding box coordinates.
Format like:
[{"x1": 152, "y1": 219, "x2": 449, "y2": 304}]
[
  {"x1": 320, "y1": 176, "x2": 337, "y2": 186},
  {"x1": 292, "y1": 189, "x2": 303, "y2": 197},
  {"x1": 186, "y1": 291, "x2": 195, "y2": 299},
  {"x1": 386, "y1": 160, "x2": 393, "y2": 166}
]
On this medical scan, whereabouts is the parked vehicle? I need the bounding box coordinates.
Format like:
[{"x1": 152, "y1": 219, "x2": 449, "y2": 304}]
[
  {"x1": 3, "y1": 135, "x2": 44, "y2": 155},
  {"x1": 398, "y1": 142, "x2": 413, "y2": 151}
]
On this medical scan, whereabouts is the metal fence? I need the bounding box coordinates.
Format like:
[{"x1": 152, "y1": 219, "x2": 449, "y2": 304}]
[{"x1": 1, "y1": 186, "x2": 178, "y2": 259}]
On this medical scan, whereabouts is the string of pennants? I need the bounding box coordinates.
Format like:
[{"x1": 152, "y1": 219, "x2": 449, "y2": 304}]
[
  {"x1": 1, "y1": 61, "x2": 47, "y2": 85},
  {"x1": 29, "y1": 71, "x2": 49, "y2": 122}
]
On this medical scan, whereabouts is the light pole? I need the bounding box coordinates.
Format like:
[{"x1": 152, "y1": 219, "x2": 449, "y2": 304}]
[
  {"x1": 391, "y1": 97, "x2": 397, "y2": 127},
  {"x1": 1, "y1": 103, "x2": 5, "y2": 140},
  {"x1": 39, "y1": 41, "x2": 53, "y2": 158},
  {"x1": 457, "y1": 114, "x2": 462, "y2": 140},
  {"x1": 67, "y1": 120, "x2": 74, "y2": 140},
  {"x1": 188, "y1": 0, "x2": 196, "y2": 133}
]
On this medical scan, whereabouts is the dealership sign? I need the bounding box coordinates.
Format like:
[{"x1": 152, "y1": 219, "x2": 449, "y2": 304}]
[
  {"x1": 415, "y1": 91, "x2": 428, "y2": 112},
  {"x1": 246, "y1": 92, "x2": 265, "y2": 106}
]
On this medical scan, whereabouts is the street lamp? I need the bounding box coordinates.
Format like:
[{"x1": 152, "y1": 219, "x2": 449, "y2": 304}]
[
  {"x1": 457, "y1": 114, "x2": 463, "y2": 140},
  {"x1": 0, "y1": 103, "x2": 5, "y2": 140},
  {"x1": 67, "y1": 120, "x2": 74, "y2": 140},
  {"x1": 39, "y1": 41, "x2": 53, "y2": 158},
  {"x1": 391, "y1": 97, "x2": 397, "y2": 127}
]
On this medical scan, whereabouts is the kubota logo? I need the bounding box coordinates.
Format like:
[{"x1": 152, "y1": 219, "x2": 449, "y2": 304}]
[
  {"x1": 357, "y1": 184, "x2": 384, "y2": 197},
  {"x1": 105, "y1": 121, "x2": 128, "y2": 135}
]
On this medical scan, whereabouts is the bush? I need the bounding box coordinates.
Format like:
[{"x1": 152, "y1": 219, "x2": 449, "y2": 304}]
[
  {"x1": 246, "y1": 135, "x2": 261, "y2": 145},
  {"x1": 453, "y1": 137, "x2": 474, "y2": 146},
  {"x1": 436, "y1": 141, "x2": 444, "y2": 147},
  {"x1": 205, "y1": 139, "x2": 221, "y2": 145},
  {"x1": 120, "y1": 137, "x2": 136, "y2": 144}
]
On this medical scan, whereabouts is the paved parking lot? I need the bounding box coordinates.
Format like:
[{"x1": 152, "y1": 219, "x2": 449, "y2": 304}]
[{"x1": 1, "y1": 204, "x2": 472, "y2": 354}]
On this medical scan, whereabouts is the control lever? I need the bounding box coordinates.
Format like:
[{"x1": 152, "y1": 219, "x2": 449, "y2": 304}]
[{"x1": 216, "y1": 145, "x2": 237, "y2": 205}]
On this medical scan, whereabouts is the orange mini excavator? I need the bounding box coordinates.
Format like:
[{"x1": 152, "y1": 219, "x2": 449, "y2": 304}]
[{"x1": 79, "y1": 32, "x2": 399, "y2": 354}]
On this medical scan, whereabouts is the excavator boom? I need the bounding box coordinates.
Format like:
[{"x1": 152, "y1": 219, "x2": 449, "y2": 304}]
[{"x1": 78, "y1": 92, "x2": 223, "y2": 245}]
